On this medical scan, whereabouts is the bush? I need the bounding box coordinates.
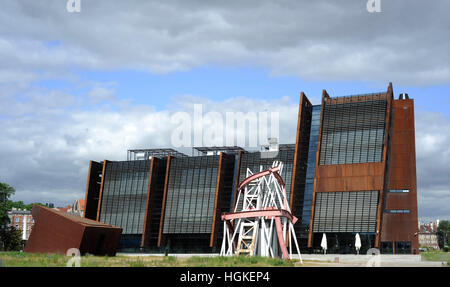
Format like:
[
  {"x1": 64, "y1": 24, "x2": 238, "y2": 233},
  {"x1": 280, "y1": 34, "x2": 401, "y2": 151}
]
[{"x1": 2, "y1": 226, "x2": 23, "y2": 251}]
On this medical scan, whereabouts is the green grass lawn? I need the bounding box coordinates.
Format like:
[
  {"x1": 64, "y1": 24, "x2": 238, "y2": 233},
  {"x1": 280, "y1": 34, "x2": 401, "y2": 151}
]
[
  {"x1": 421, "y1": 251, "x2": 450, "y2": 265},
  {"x1": 4, "y1": 251, "x2": 448, "y2": 267},
  {"x1": 0, "y1": 252, "x2": 298, "y2": 267}
]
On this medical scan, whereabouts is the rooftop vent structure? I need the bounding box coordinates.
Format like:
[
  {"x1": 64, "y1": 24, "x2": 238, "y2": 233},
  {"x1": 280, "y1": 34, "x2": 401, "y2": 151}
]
[{"x1": 399, "y1": 93, "x2": 409, "y2": 100}]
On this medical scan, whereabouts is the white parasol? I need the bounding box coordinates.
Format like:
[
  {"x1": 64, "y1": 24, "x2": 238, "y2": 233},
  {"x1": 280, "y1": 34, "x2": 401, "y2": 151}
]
[
  {"x1": 320, "y1": 233, "x2": 327, "y2": 254},
  {"x1": 355, "y1": 233, "x2": 362, "y2": 255}
]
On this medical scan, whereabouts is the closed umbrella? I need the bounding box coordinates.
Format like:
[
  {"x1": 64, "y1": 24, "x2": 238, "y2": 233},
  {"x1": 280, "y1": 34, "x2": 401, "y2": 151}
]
[
  {"x1": 355, "y1": 233, "x2": 361, "y2": 255},
  {"x1": 320, "y1": 233, "x2": 327, "y2": 254}
]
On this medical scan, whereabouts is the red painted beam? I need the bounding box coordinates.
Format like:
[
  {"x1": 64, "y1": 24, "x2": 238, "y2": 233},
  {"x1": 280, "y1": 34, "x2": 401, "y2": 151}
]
[{"x1": 221, "y1": 209, "x2": 297, "y2": 225}]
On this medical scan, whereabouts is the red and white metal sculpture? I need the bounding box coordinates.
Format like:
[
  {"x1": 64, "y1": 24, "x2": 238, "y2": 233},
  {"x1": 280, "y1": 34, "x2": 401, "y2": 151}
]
[{"x1": 220, "y1": 161, "x2": 303, "y2": 262}]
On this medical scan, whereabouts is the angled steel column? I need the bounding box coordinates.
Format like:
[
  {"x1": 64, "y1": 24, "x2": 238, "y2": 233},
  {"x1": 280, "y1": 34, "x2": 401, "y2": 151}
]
[
  {"x1": 95, "y1": 160, "x2": 108, "y2": 222},
  {"x1": 141, "y1": 157, "x2": 157, "y2": 248},
  {"x1": 289, "y1": 92, "x2": 311, "y2": 211},
  {"x1": 157, "y1": 155, "x2": 172, "y2": 248},
  {"x1": 210, "y1": 152, "x2": 226, "y2": 247},
  {"x1": 376, "y1": 82, "x2": 394, "y2": 248}
]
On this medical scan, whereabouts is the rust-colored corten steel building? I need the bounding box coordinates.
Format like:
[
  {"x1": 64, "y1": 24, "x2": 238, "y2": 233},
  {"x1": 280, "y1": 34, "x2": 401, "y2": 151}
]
[
  {"x1": 24, "y1": 205, "x2": 122, "y2": 256},
  {"x1": 84, "y1": 83, "x2": 419, "y2": 254},
  {"x1": 304, "y1": 83, "x2": 419, "y2": 254}
]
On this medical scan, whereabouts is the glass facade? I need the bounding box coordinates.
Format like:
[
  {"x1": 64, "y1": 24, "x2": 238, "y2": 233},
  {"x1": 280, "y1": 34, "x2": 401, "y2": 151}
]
[
  {"x1": 302, "y1": 105, "x2": 321, "y2": 227},
  {"x1": 385, "y1": 209, "x2": 410, "y2": 214},
  {"x1": 381, "y1": 241, "x2": 412, "y2": 254},
  {"x1": 381, "y1": 241, "x2": 393, "y2": 254},
  {"x1": 312, "y1": 232, "x2": 376, "y2": 254},
  {"x1": 286, "y1": 103, "x2": 322, "y2": 248},
  {"x1": 237, "y1": 148, "x2": 295, "y2": 211},
  {"x1": 313, "y1": 191, "x2": 379, "y2": 233},
  {"x1": 319, "y1": 98, "x2": 387, "y2": 165},
  {"x1": 99, "y1": 160, "x2": 151, "y2": 235},
  {"x1": 389, "y1": 189, "x2": 409, "y2": 193},
  {"x1": 395, "y1": 241, "x2": 412, "y2": 254},
  {"x1": 163, "y1": 155, "x2": 220, "y2": 234}
]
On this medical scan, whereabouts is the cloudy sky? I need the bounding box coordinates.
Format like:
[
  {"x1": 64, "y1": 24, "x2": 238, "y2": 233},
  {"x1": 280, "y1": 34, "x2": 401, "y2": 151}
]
[{"x1": 0, "y1": 0, "x2": 449, "y2": 221}]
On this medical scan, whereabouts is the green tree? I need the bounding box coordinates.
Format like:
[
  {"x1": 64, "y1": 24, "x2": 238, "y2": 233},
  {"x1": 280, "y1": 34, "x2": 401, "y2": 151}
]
[
  {"x1": 1, "y1": 183, "x2": 16, "y2": 226},
  {"x1": 0, "y1": 182, "x2": 15, "y2": 197},
  {"x1": 437, "y1": 220, "x2": 450, "y2": 250},
  {"x1": 2, "y1": 226, "x2": 23, "y2": 251},
  {"x1": 5, "y1": 200, "x2": 45, "y2": 211}
]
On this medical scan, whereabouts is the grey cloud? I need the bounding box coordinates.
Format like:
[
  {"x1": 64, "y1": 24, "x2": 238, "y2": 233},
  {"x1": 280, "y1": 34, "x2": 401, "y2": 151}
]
[
  {"x1": 1, "y1": 1, "x2": 450, "y2": 84},
  {"x1": 415, "y1": 111, "x2": 450, "y2": 219}
]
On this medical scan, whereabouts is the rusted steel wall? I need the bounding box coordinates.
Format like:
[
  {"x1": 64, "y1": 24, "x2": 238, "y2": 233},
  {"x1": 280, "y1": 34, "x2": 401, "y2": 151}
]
[
  {"x1": 157, "y1": 156, "x2": 172, "y2": 247},
  {"x1": 314, "y1": 162, "x2": 385, "y2": 192},
  {"x1": 381, "y1": 99, "x2": 419, "y2": 253},
  {"x1": 25, "y1": 205, "x2": 122, "y2": 256},
  {"x1": 83, "y1": 160, "x2": 103, "y2": 220},
  {"x1": 290, "y1": 92, "x2": 312, "y2": 212},
  {"x1": 210, "y1": 152, "x2": 225, "y2": 247}
]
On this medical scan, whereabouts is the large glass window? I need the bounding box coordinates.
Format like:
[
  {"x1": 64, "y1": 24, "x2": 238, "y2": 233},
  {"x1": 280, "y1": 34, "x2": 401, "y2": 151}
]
[
  {"x1": 313, "y1": 191, "x2": 379, "y2": 233},
  {"x1": 385, "y1": 209, "x2": 410, "y2": 214},
  {"x1": 395, "y1": 241, "x2": 411, "y2": 254},
  {"x1": 302, "y1": 105, "x2": 321, "y2": 226},
  {"x1": 237, "y1": 148, "x2": 294, "y2": 211},
  {"x1": 99, "y1": 160, "x2": 150, "y2": 235},
  {"x1": 319, "y1": 97, "x2": 387, "y2": 165},
  {"x1": 163, "y1": 155, "x2": 220, "y2": 234},
  {"x1": 381, "y1": 241, "x2": 393, "y2": 254},
  {"x1": 389, "y1": 189, "x2": 409, "y2": 193}
]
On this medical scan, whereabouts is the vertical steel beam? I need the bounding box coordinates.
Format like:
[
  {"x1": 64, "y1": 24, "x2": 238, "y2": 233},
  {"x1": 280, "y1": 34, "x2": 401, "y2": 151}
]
[
  {"x1": 84, "y1": 161, "x2": 103, "y2": 220},
  {"x1": 210, "y1": 152, "x2": 225, "y2": 247},
  {"x1": 375, "y1": 82, "x2": 393, "y2": 248},
  {"x1": 289, "y1": 92, "x2": 311, "y2": 210},
  {"x1": 84, "y1": 161, "x2": 93, "y2": 219},
  {"x1": 232, "y1": 150, "x2": 243, "y2": 209},
  {"x1": 96, "y1": 160, "x2": 108, "y2": 222},
  {"x1": 157, "y1": 155, "x2": 172, "y2": 247},
  {"x1": 141, "y1": 157, "x2": 157, "y2": 248}
]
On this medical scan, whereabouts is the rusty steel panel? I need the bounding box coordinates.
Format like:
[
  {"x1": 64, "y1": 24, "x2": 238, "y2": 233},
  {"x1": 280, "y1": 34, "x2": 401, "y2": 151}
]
[
  {"x1": 325, "y1": 93, "x2": 388, "y2": 105},
  {"x1": 84, "y1": 161, "x2": 103, "y2": 220},
  {"x1": 157, "y1": 155, "x2": 171, "y2": 247},
  {"x1": 232, "y1": 150, "x2": 243, "y2": 209},
  {"x1": 24, "y1": 205, "x2": 122, "y2": 256},
  {"x1": 141, "y1": 157, "x2": 157, "y2": 247},
  {"x1": 96, "y1": 160, "x2": 108, "y2": 221},
  {"x1": 315, "y1": 163, "x2": 385, "y2": 192},
  {"x1": 375, "y1": 82, "x2": 393, "y2": 247},
  {"x1": 381, "y1": 99, "x2": 419, "y2": 253},
  {"x1": 289, "y1": 92, "x2": 311, "y2": 210},
  {"x1": 210, "y1": 152, "x2": 225, "y2": 247}
]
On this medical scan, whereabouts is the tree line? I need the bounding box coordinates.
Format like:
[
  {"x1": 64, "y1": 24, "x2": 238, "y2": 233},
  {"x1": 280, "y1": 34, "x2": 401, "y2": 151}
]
[{"x1": 0, "y1": 182, "x2": 45, "y2": 251}]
